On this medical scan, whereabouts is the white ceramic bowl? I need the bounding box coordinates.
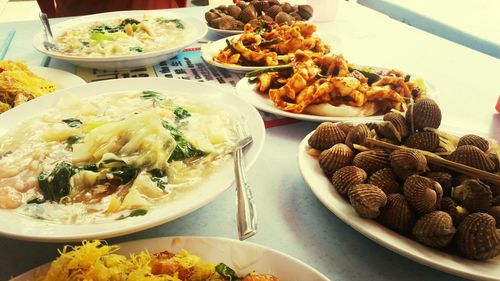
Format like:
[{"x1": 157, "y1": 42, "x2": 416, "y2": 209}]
[
  {"x1": 33, "y1": 10, "x2": 207, "y2": 70},
  {"x1": 0, "y1": 78, "x2": 265, "y2": 242}
]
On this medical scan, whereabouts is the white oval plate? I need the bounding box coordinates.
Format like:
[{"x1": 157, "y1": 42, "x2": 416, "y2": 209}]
[
  {"x1": 30, "y1": 66, "x2": 86, "y2": 89},
  {"x1": 235, "y1": 77, "x2": 385, "y2": 122},
  {"x1": 298, "y1": 131, "x2": 500, "y2": 281},
  {"x1": 33, "y1": 10, "x2": 207, "y2": 70},
  {"x1": 0, "y1": 78, "x2": 265, "y2": 242},
  {"x1": 201, "y1": 34, "x2": 264, "y2": 73},
  {"x1": 235, "y1": 68, "x2": 438, "y2": 122},
  {"x1": 13, "y1": 236, "x2": 329, "y2": 281},
  {"x1": 207, "y1": 25, "x2": 243, "y2": 37}
]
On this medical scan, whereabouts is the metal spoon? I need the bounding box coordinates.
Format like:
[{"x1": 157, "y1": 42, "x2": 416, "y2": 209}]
[
  {"x1": 39, "y1": 12, "x2": 58, "y2": 51},
  {"x1": 234, "y1": 122, "x2": 257, "y2": 240}
]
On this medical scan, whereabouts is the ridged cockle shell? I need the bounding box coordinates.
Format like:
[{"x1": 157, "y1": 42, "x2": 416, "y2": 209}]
[
  {"x1": 348, "y1": 184, "x2": 387, "y2": 219},
  {"x1": 378, "y1": 193, "x2": 415, "y2": 233},
  {"x1": 456, "y1": 213, "x2": 500, "y2": 260},
  {"x1": 383, "y1": 112, "x2": 409, "y2": 139},
  {"x1": 403, "y1": 175, "x2": 443, "y2": 214},
  {"x1": 308, "y1": 122, "x2": 346, "y2": 150},
  {"x1": 319, "y1": 143, "x2": 354, "y2": 176},
  {"x1": 458, "y1": 134, "x2": 489, "y2": 152},
  {"x1": 406, "y1": 98, "x2": 442, "y2": 131},
  {"x1": 448, "y1": 145, "x2": 496, "y2": 172},
  {"x1": 412, "y1": 211, "x2": 456, "y2": 248},
  {"x1": 368, "y1": 168, "x2": 400, "y2": 194},
  {"x1": 353, "y1": 149, "x2": 390, "y2": 175},
  {"x1": 331, "y1": 166, "x2": 367, "y2": 196},
  {"x1": 345, "y1": 124, "x2": 371, "y2": 149},
  {"x1": 404, "y1": 131, "x2": 440, "y2": 152},
  {"x1": 390, "y1": 149, "x2": 427, "y2": 179},
  {"x1": 451, "y1": 179, "x2": 492, "y2": 212}
]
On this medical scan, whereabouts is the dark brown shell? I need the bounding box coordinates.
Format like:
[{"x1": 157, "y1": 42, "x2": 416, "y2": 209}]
[
  {"x1": 331, "y1": 166, "x2": 367, "y2": 196},
  {"x1": 485, "y1": 206, "x2": 500, "y2": 228},
  {"x1": 458, "y1": 134, "x2": 489, "y2": 152},
  {"x1": 493, "y1": 195, "x2": 500, "y2": 206},
  {"x1": 336, "y1": 122, "x2": 354, "y2": 135},
  {"x1": 456, "y1": 213, "x2": 500, "y2": 260},
  {"x1": 406, "y1": 98, "x2": 442, "y2": 131},
  {"x1": 353, "y1": 149, "x2": 390, "y2": 175},
  {"x1": 257, "y1": 15, "x2": 274, "y2": 22},
  {"x1": 216, "y1": 16, "x2": 241, "y2": 30},
  {"x1": 404, "y1": 131, "x2": 440, "y2": 152},
  {"x1": 280, "y1": 2, "x2": 294, "y2": 13},
  {"x1": 348, "y1": 184, "x2": 387, "y2": 219},
  {"x1": 227, "y1": 5, "x2": 242, "y2": 19},
  {"x1": 345, "y1": 124, "x2": 370, "y2": 149},
  {"x1": 412, "y1": 211, "x2": 456, "y2": 248},
  {"x1": 236, "y1": 1, "x2": 248, "y2": 10},
  {"x1": 308, "y1": 122, "x2": 346, "y2": 150},
  {"x1": 275, "y1": 11, "x2": 294, "y2": 25},
  {"x1": 403, "y1": 175, "x2": 443, "y2": 214},
  {"x1": 253, "y1": 0, "x2": 270, "y2": 14},
  {"x1": 205, "y1": 11, "x2": 219, "y2": 24},
  {"x1": 448, "y1": 145, "x2": 496, "y2": 172},
  {"x1": 298, "y1": 4, "x2": 313, "y2": 20},
  {"x1": 451, "y1": 179, "x2": 492, "y2": 212},
  {"x1": 374, "y1": 121, "x2": 402, "y2": 142},
  {"x1": 390, "y1": 149, "x2": 427, "y2": 179},
  {"x1": 383, "y1": 112, "x2": 409, "y2": 139},
  {"x1": 240, "y1": 5, "x2": 258, "y2": 23},
  {"x1": 368, "y1": 168, "x2": 400, "y2": 194},
  {"x1": 378, "y1": 193, "x2": 416, "y2": 233},
  {"x1": 424, "y1": 171, "x2": 453, "y2": 196},
  {"x1": 266, "y1": 4, "x2": 282, "y2": 19},
  {"x1": 319, "y1": 143, "x2": 354, "y2": 176},
  {"x1": 289, "y1": 11, "x2": 302, "y2": 21},
  {"x1": 440, "y1": 196, "x2": 469, "y2": 225}
]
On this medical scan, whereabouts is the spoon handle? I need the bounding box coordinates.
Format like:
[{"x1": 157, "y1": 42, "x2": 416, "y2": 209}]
[
  {"x1": 234, "y1": 146, "x2": 257, "y2": 241},
  {"x1": 39, "y1": 12, "x2": 54, "y2": 42}
]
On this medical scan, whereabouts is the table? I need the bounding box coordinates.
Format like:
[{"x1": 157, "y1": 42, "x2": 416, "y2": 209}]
[
  {"x1": 1, "y1": 2, "x2": 499, "y2": 281},
  {"x1": 358, "y1": 0, "x2": 500, "y2": 59}
]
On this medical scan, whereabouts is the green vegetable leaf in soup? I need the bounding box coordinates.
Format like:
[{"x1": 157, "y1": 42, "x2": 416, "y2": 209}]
[
  {"x1": 173, "y1": 106, "x2": 191, "y2": 120},
  {"x1": 215, "y1": 263, "x2": 241, "y2": 281},
  {"x1": 62, "y1": 118, "x2": 82, "y2": 128},
  {"x1": 38, "y1": 161, "x2": 75, "y2": 202}
]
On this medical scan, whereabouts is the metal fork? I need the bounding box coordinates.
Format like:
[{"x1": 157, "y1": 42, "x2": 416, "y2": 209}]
[
  {"x1": 233, "y1": 122, "x2": 257, "y2": 240},
  {"x1": 39, "y1": 12, "x2": 58, "y2": 51}
]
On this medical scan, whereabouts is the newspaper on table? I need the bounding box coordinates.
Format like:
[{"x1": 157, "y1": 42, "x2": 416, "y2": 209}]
[{"x1": 75, "y1": 46, "x2": 298, "y2": 128}]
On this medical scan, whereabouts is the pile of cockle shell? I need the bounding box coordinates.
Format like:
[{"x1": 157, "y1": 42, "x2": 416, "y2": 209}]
[
  {"x1": 205, "y1": 0, "x2": 313, "y2": 30},
  {"x1": 308, "y1": 98, "x2": 500, "y2": 260}
]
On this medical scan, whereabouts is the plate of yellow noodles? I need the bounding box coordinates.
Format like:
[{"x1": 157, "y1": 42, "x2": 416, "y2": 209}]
[
  {"x1": 0, "y1": 60, "x2": 85, "y2": 113},
  {"x1": 12, "y1": 236, "x2": 329, "y2": 281}
]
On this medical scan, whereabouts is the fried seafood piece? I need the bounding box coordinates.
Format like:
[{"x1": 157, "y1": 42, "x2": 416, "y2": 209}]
[
  {"x1": 255, "y1": 51, "x2": 413, "y2": 114},
  {"x1": 214, "y1": 21, "x2": 330, "y2": 66}
]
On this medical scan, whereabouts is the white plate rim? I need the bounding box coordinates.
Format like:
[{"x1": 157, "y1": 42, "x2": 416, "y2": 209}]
[
  {"x1": 13, "y1": 236, "x2": 330, "y2": 281},
  {"x1": 32, "y1": 10, "x2": 207, "y2": 62},
  {"x1": 0, "y1": 77, "x2": 265, "y2": 242},
  {"x1": 207, "y1": 24, "x2": 244, "y2": 36},
  {"x1": 30, "y1": 66, "x2": 86, "y2": 89},
  {"x1": 297, "y1": 131, "x2": 500, "y2": 281},
  {"x1": 235, "y1": 77, "x2": 385, "y2": 122}
]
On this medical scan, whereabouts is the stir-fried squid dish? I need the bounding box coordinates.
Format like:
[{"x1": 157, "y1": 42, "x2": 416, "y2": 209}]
[
  {"x1": 0, "y1": 91, "x2": 238, "y2": 223},
  {"x1": 39, "y1": 240, "x2": 279, "y2": 281},
  {"x1": 249, "y1": 50, "x2": 427, "y2": 116},
  {"x1": 213, "y1": 21, "x2": 330, "y2": 66},
  {"x1": 55, "y1": 15, "x2": 192, "y2": 57}
]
